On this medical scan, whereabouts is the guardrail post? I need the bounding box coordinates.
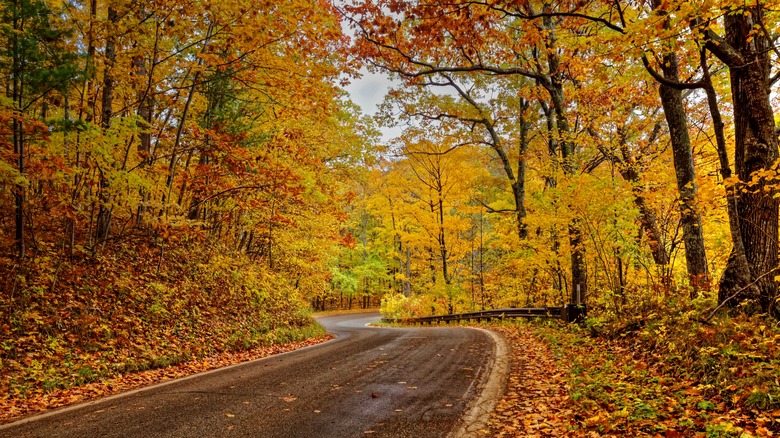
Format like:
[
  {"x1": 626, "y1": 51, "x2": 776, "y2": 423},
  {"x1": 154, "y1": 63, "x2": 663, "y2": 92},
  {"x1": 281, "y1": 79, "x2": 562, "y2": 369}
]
[{"x1": 563, "y1": 304, "x2": 587, "y2": 323}]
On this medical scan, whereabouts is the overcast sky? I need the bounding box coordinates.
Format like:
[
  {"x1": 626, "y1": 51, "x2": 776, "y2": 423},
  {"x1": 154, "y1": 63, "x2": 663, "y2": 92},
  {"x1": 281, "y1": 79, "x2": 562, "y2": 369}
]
[
  {"x1": 337, "y1": 3, "x2": 405, "y2": 144},
  {"x1": 344, "y1": 70, "x2": 390, "y2": 116},
  {"x1": 341, "y1": 65, "x2": 457, "y2": 145},
  {"x1": 342, "y1": 68, "x2": 404, "y2": 144}
]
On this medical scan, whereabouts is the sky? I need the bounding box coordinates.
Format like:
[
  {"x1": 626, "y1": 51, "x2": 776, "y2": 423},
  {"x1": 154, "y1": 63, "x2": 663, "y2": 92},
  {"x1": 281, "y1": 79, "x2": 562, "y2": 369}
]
[
  {"x1": 343, "y1": 70, "x2": 392, "y2": 116},
  {"x1": 337, "y1": 2, "x2": 405, "y2": 144},
  {"x1": 342, "y1": 68, "x2": 403, "y2": 144}
]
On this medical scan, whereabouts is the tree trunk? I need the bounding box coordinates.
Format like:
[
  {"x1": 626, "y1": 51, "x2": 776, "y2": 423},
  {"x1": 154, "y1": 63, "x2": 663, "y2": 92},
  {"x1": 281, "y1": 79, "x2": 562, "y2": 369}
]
[
  {"x1": 404, "y1": 246, "x2": 412, "y2": 296},
  {"x1": 649, "y1": 0, "x2": 709, "y2": 294},
  {"x1": 95, "y1": 4, "x2": 118, "y2": 243},
  {"x1": 549, "y1": 75, "x2": 586, "y2": 305},
  {"x1": 712, "y1": 7, "x2": 779, "y2": 313},
  {"x1": 569, "y1": 220, "x2": 586, "y2": 304},
  {"x1": 697, "y1": 51, "x2": 758, "y2": 308},
  {"x1": 134, "y1": 54, "x2": 152, "y2": 160},
  {"x1": 542, "y1": 13, "x2": 587, "y2": 306},
  {"x1": 656, "y1": 69, "x2": 709, "y2": 293},
  {"x1": 11, "y1": 0, "x2": 24, "y2": 259},
  {"x1": 437, "y1": 187, "x2": 449, "y2": 284},
  {"x1": 620, "y1": 165, "x2": 670, "y2": 266},
  {"x1": 133, "y1": 13, "x2": 155, "y2": 224},
  {"x1": 514, "y1": 98, "x2": 529, "y2": 239}
]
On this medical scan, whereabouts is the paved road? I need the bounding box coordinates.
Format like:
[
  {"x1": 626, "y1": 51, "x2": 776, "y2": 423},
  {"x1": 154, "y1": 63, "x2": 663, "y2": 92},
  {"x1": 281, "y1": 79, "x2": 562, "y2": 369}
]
[{"x1": 1, "y1": 312, "x2": 501, "y2": 438}]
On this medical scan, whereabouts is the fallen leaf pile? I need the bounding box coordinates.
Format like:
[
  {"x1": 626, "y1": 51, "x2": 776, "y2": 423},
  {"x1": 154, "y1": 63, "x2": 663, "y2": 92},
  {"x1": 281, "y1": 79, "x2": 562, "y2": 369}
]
[
  {"x1": 486, "y1": 324, "x2": 573, "y2": 437},
  {"x1": 0, "y1": 334, "x2": 332, "y2": 424}
]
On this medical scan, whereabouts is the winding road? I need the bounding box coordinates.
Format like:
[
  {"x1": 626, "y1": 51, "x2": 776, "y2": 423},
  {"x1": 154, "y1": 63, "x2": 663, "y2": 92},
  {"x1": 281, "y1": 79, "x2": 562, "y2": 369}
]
[{"x1": 0, "y1": 312, "x2": 505, "y2": 438}]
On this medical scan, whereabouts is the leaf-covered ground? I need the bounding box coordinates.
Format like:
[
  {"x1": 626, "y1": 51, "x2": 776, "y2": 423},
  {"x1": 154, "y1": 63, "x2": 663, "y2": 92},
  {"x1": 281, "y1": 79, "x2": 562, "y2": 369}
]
[
  {"x1": 486, "y1": 324, "x2": 573, "y2": 437},
  {"x1": 0, "y1": 239, "x2": 330, "y2": 424},
  {"x1": 483, "y1": 317, "x2": 780, "y2": 437}
]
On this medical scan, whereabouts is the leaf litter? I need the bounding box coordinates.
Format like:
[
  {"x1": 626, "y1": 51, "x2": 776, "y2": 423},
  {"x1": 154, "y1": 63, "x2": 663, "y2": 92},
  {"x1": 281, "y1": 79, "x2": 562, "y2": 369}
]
[
  {"x1": 486, "y1": 324, "x2": 572, "y2": 437},
  {"x1": 480, "y1": 320, "x2": 779, "y2": 437}
]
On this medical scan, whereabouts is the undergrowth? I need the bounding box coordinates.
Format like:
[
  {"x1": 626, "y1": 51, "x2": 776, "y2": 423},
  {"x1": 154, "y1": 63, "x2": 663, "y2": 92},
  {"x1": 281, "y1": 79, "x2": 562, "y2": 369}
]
[
  {"x1": 535, "y1": 296, "x2": 780, "y2": 436},
  {"x1": 0, "y1": 237, "x2": 321, "y2": 401}
]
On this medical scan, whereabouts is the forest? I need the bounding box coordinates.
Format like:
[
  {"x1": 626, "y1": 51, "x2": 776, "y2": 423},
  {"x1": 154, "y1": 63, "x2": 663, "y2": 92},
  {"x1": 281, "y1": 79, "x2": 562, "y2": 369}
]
[{"x1": 2, "y1": 0, "x2": 780, "y2": 434}]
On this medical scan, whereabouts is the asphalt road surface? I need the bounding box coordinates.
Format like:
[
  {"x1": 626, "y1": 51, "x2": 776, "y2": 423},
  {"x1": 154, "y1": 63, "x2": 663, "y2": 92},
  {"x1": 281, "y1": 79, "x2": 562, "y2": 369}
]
[{"x1": 1, "y1": 312, "x2": 502, "y2": 438}]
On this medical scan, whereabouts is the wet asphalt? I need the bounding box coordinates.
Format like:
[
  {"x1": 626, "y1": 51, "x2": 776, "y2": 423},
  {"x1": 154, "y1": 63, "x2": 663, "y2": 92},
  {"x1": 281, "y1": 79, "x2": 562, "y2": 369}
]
[{"x1": 0, "y1": 312, "x2": 496, "y2": 438}]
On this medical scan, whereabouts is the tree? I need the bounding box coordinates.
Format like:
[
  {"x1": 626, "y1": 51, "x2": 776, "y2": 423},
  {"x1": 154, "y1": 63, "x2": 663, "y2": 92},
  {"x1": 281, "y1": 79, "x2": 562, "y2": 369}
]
[
  {"x1": 647, "y1": 0, "x2": 710, "y2": 292},
  {"x1": 380, "y1": 75, "x2": 534, "y2": 240},
  {"x1": 531, "y1": 0, "x2": 780, "y2": 312},
  {"x1": 701, "y1": 3, "x2": 779, "y2": 312},
  {"x1": 1, "y1": 0, "x2": 77, "y2": 258},
  {"x1": 344, "y1": 0, "x2": 591, "y2": 305}
]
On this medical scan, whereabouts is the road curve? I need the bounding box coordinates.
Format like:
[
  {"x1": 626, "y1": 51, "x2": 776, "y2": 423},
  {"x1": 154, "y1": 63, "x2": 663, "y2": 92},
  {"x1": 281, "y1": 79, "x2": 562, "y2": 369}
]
[{"x1": 1, "y1": 312, "x2": 500, "y2": 438}]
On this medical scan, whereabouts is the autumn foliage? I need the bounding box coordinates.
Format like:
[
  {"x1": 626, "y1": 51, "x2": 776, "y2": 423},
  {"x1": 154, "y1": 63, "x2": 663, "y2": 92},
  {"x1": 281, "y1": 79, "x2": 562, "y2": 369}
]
[
  {"x1": 4, "y1": 0, "x2": 780, "y2": 433},
  {"x1": 0, "y1": 0, "x2": 372, "y2": 414},
  {"x1": 338, "y1": 0, "x2": 780, "y2": 318},
  {"x1": 339, "y1": 0, "x2": 780, "y2": 432}
]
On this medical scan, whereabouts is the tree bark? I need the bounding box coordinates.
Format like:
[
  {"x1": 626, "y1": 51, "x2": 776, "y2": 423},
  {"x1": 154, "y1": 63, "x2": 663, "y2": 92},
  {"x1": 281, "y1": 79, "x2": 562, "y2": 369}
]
[
  {"x1": 437, "y1": 184, "x2": 449, "y2": 284},
  {"x1": 95, "y1": 4, "x2": 118, "y2": 243},
  {"x1": 707, "y1": 6, "x2": 779, "y2": 313},
  {"x1": 697, "y1": 51, "x2": 758, "y2": 307},
  {"x1": 514, "y1": 98, "x2": 529, "y2": 239},
  {"x1": 541, "y1": 14, "x2": 587, "y2": 305},
  {"x1": 656, "y1": 60, "x2": 709, "y2": 293},
  {"x1": 647, "y1": 0, "x2": 709, "y2": 295},
  {"x1": 133, "y1": 12, "x2": 155, "y2": 224},
  {"x1": 12, "y1": 0, "x2": 24, "y2": 259}
]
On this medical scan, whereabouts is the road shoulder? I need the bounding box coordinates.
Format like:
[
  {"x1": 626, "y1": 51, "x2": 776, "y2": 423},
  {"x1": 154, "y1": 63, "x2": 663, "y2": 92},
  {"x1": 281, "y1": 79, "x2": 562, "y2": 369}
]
[
  {"x1": 486, "y1": 324, "x2": 573, "y2": 436},
  {"x1": 0, "y1": 334, "x2": 333, "y2": 426},
  {"x1": 451, "y1": 327, "x2": 509, "y2": 438}
]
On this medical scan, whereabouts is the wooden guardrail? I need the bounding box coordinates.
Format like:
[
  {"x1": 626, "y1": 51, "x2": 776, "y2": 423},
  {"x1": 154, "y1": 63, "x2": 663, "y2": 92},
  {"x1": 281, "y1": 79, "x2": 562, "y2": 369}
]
[{"x1": 381, "y1": 304, "x2": 586, "y2": 324}]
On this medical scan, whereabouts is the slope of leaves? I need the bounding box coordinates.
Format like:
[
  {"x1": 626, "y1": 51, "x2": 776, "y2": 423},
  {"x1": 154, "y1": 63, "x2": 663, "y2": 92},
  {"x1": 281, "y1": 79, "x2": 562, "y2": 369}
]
[
  {"x1": 0, "y1": 236, "x2": 326, "y2": 423},
  {"x1": 534, "y1": 306, "x2": 780, "y2": 437}
]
